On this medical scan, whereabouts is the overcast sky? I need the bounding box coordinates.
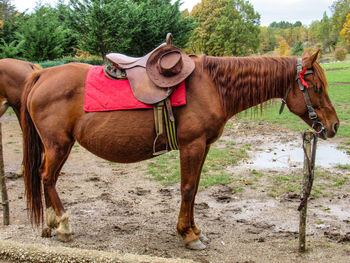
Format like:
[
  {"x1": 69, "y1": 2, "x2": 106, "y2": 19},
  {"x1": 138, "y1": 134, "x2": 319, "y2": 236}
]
[{"x1": 12, "y1": 0, "x2": 336, "y2": 26}]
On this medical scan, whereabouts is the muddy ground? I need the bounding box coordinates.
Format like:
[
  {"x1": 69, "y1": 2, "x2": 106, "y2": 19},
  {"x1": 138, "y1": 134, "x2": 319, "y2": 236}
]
[{"x1": 0, "y1": 113, "x2": 349, "y2": 263}]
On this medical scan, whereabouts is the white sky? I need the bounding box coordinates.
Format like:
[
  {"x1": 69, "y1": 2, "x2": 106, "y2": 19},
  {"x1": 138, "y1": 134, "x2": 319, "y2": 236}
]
[{"x1": 11, "y1": 0, "x2": 336, "y2": 26}]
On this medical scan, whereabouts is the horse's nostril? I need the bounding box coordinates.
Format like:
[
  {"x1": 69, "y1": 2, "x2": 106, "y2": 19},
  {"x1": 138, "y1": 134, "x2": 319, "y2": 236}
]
[{"x1": 333, "y1": 123, "x2": 339, "y2": 133}]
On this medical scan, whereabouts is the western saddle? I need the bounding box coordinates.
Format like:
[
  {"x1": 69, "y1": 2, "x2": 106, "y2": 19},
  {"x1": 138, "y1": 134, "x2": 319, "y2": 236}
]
[{"x1": 105, "y1": 33, "x2": 194, "y2": 155}]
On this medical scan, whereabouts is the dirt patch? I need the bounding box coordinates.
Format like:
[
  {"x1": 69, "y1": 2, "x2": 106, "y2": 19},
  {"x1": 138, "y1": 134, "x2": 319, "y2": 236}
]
[{"x1": 0, "y1": 113, "x2": 350, "y2": 263}]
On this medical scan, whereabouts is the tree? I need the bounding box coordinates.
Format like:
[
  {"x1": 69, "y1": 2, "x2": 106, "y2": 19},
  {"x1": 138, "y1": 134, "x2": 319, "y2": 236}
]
[
  {"x1": 340, "y1": 13, "x2": 350, "y2": 48},
  {"x1": 0, "y1": 0, "x2": 20, "y2": 49},
  {"x1": 277, "y1": 38, "x2": 290, "y2": 56},
  {"x1": 331, "y1": 0, "x2": 350, "y2": 41},
  {"x1": 189, "y1": 0, "x2": 260, "y2": 56},
  {"x1": 55, "y1": 0, "x2": 77, "y2": 57},
  {"x1": 68, "y1": 0, "x2": 128, "y2": 58},
  {"x1": 318, "y1": 12, "x2": 335, "y2": 52},
  {"x1": 291, "y1": 40, "x2": 304, "y2": 56},
  {"x1": 308, "y1": 21, "x2": 321, "y2": 45},
  {"x1": 68, "y1": 0, "x2": 196, "y2": 58},
  {"x1": 0, "y1": 38, "x2": 24, "y2": 58},
  {"x1": 16, "y1": 5, "x2": 69, "y2": 61}
]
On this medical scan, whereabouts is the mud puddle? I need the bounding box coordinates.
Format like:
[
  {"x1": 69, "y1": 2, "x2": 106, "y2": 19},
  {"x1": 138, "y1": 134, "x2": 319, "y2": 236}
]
[{"x1": 245, "y1": 141, "x2": 350, "y2": 169}]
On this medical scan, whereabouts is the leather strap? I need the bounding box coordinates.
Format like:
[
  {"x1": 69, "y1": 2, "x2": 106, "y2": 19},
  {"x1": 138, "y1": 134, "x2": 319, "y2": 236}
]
[
  {"x1": 153, "y1": 101, "x2": 167, "y2": 155},
  {"x1": 152, "y1": 98, "x2": 178, "y2": 155},
  {"x1": 279, "y1": 58, "x2": 313, "y2": 115}
]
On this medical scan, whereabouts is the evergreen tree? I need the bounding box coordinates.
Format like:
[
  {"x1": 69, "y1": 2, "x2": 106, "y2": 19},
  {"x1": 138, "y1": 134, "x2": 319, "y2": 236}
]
[
  {"x1": 0, "y1": 0, "x2": 17, "y2": 43},
  {"x1": 291, "y1": 41, "x2": 304, "y2": 56},
  {"x1": 0, "y1": 0, "x2": 23, "y2": 58},
  {"x1": 17, "y1": 5, "x2": 69, "y2": 61},
  {"x1": 68, "y1": 0, "x2": 196, "y2": 58}
]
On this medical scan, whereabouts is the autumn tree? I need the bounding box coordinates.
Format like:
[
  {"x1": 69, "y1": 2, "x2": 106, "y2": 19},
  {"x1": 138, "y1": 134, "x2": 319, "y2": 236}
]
[
  {"x1": 331, "y1": 0, "x2": 350, "y2": 41},
  {"x1": 340, "y1": 13, "x2": 350, "y2": 48},
  {"x1": 277, "y1": 38, "x2": 290, "y2": 56},
  {"x1": 189, "y1": 0, "x2": 260, "y2": 56}
]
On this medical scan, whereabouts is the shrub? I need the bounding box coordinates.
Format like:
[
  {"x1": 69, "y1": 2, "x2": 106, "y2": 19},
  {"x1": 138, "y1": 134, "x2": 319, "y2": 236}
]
[{"x1": 334, "y1": 47, "x2": 347, "y2": 61}]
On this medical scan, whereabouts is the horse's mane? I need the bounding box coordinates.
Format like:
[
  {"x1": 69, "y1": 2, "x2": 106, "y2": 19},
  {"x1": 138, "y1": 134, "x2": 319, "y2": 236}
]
[{"x1": 201, "y1": 55, "x2": 327, "y2": 115}]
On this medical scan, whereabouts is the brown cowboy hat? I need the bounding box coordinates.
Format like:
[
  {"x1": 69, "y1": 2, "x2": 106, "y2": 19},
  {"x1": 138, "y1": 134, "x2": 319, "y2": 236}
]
[{"x1": 146, "y1": 45, "x2": 195, "y2": 88}]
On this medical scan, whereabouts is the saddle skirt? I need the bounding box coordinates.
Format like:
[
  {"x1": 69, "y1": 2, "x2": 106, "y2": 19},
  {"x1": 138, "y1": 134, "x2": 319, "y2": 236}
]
[{"x1": 84, "y1": 66, "x2": 186, "y2": 112}]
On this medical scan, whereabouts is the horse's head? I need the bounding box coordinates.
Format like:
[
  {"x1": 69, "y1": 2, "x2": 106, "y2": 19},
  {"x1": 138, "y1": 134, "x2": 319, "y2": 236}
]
[{"x1": 285, "y1": 50, "x2": 339, "y2": 139}]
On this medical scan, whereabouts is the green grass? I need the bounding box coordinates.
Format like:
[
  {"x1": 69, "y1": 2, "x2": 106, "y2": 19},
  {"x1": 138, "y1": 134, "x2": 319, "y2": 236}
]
[
  {"x1": 321, "y1": 61, "x2": 350, "y2": 70},
  {"x1": 146, "y1": 144, "x2": 249, "y2": 188}
]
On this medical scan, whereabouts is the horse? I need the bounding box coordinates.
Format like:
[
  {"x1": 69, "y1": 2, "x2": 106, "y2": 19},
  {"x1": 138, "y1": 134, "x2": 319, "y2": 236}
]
[
  {"x1": 20, "y1": 50, "x2": 339, "y2": 250},
  {"x1": 0, "y1": 58, "x2": 42, "y2": 175},
  {"x1": 0, "y1": 58, "x2": 42, "y2": 119}
]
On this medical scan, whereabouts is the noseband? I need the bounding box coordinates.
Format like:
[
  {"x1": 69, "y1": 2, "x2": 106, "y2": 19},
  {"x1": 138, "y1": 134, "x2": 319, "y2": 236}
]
[{"x1": 279, "y1": 58, "x2": 327, "y2": 135}]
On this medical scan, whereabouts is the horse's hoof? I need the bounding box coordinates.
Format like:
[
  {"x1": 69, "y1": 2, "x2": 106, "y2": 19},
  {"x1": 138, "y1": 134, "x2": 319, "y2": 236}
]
[
  {"x1": 186, "y1": 239, "x2": 206, "y2": 250},
  {"x1": 41, "y1": 227, "x2": 52, "y2": 238},
  {"x1": 198, "y1": 232, "x2": 209, "y2": 243},
  {"x1": 56, "y1": 232, "x2": 72, "y2": 242}
]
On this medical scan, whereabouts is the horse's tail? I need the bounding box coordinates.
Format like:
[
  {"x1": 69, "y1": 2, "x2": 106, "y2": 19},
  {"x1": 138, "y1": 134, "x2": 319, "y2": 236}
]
[{"x1": 20, "y1": 71, "x2": 44, "y2": 226}]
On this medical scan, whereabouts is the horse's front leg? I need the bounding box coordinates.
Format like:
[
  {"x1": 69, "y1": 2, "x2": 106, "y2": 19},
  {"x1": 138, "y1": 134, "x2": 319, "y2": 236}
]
[
  {"x1": 191, "y1": 145, "x2": 210, "y2": 243},
  {"x1": 177, "y1": 139, "x2": 208, "y2": 250}
]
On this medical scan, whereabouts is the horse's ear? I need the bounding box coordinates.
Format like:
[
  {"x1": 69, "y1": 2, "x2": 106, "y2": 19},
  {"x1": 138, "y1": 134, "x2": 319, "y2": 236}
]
[
  {"x1": 302, "y1": 49, "x2": 320, "y2": 68},
  {"x1": 310, "y1": 49, "x2": 320, "y2": 65}
]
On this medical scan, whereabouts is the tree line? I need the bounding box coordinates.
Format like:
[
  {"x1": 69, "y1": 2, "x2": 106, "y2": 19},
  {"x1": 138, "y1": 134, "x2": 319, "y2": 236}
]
[{"x1": 0, "y1": 0, "x2": 349, "y2": 62}]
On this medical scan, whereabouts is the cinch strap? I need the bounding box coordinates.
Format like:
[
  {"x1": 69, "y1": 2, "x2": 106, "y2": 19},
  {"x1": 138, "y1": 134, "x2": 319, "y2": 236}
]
[{"x1": 153, "y1": 98, "x2": 178, "y2": 155}]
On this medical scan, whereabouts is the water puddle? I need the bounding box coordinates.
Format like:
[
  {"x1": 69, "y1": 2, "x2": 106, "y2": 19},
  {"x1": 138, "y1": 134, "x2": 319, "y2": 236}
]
[{"x1": 245, "y1": 142, "x2": 350, "y2": 169}]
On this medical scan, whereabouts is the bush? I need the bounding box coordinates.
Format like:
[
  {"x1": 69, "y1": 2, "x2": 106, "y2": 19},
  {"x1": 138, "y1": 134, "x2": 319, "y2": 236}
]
[{"x1": 334, "y1": 47, "x2": 347, "y2": 61}]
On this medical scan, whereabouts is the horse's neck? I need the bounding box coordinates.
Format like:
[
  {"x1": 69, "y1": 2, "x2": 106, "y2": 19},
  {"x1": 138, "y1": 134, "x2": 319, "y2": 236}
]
[{"x1": 204, "y1": 56, "x2": 296, "y2": 117}]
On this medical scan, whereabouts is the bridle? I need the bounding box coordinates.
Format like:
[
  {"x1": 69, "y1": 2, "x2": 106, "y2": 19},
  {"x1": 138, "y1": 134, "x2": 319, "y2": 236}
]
[{"x1": 279, "y1": 58, "x2": 327, "y2": 136}]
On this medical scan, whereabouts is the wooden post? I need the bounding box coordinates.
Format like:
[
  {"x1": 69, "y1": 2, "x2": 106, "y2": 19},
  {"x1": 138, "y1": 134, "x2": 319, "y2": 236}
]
[
  {"x1": 299, "y1": 130, "x2": 313, "y2": 252},
  {"x1": 0, "y1": 122, "x2": 10, "y2": 225}
]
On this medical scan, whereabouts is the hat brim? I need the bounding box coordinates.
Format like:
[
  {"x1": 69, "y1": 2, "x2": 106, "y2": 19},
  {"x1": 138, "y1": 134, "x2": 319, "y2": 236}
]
[{"x1": 146, "y1": 45, "x2": 195, "y2": 88}]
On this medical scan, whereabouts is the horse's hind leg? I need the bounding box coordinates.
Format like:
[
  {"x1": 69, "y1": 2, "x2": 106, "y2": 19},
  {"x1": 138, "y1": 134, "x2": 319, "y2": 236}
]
[
  {"x1": 177, "y1": 139, "x2": 208, "y2": 250},
  {"x1": 40, "y1": 141, "x2": 74, "y2": 242}
]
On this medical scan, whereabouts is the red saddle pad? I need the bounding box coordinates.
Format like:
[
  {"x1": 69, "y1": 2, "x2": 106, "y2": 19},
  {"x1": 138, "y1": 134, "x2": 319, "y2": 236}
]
[{"x1": 84, "y1": 66, "x2": 186, "y2": 112}]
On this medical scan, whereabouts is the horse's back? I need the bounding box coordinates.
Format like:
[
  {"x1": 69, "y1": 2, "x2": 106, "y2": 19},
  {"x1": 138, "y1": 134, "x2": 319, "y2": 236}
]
[{"x1": 28, "y1": 63, "x2": 91, "y2": 105}]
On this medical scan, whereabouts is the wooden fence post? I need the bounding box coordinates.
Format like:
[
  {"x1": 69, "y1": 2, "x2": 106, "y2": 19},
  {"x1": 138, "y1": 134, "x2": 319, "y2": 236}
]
[
  {"x1": 0, "y1": 122, "x2": 10, "y2": 225},
  {"x1": 299, "y1": 130, "x2": 314, "y2": 252}
]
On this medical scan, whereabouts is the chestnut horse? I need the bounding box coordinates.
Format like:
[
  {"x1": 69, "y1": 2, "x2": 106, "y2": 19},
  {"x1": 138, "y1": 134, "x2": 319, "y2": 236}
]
[
  {"x1": 0, "y1": 58, "x2": 42, "y2": 175},
  {"x1": 21, "y1": 51, "x2": 339, "y2": 250},
  {"x1": 0, "y1": 58, "x2": 41, "y2": 120}
]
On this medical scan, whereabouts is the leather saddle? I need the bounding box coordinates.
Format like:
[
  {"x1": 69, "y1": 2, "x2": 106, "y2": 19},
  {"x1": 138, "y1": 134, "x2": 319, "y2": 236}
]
[{"x1": 105, "y1": 35, "x2": 194, "y2": 105}]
